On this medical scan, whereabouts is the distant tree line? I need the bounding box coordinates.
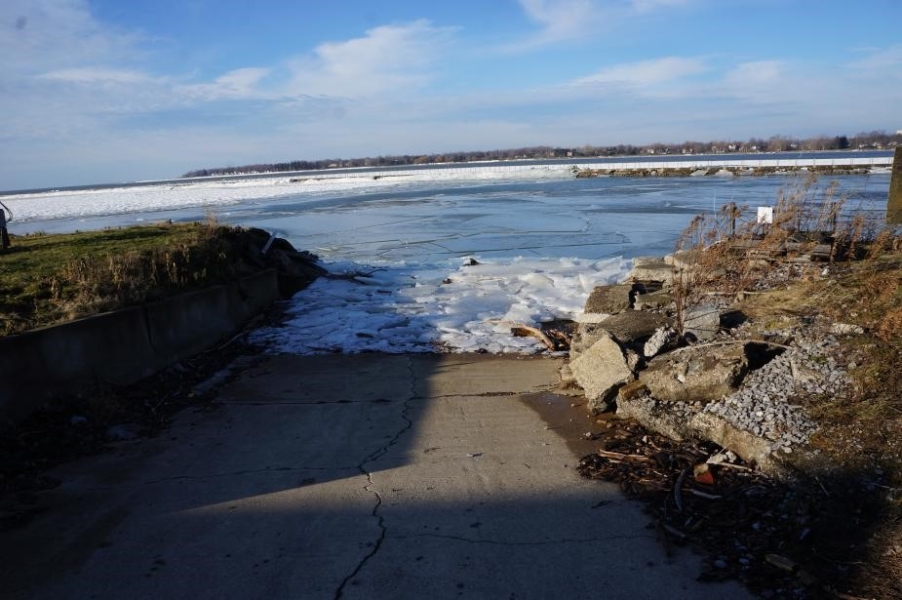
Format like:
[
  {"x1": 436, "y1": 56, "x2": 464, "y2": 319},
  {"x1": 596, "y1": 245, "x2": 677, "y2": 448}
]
[{"x1": 181, "y1": 130, "x2": 902, "y2": 178}]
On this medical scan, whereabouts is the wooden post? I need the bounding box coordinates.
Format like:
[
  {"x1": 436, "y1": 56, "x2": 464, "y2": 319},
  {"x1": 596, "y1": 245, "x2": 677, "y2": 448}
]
[{"x1": 887, "y1": 147, "x2": 902, "y2": 224}]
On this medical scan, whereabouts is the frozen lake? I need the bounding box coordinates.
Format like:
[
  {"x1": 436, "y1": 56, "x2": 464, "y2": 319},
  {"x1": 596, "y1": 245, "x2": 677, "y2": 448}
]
[{"x1": 5, "y1": 167, "x2": 891, "y2": 354}]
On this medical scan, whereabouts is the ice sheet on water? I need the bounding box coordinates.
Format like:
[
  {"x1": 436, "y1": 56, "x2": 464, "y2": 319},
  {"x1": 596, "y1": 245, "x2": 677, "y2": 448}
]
[
  {"x1": 250, "y1": 255, "x2": 631, "y2": 354},
  {"x1": 4, "y1": 165, "x2": 574, "y2": 225}
]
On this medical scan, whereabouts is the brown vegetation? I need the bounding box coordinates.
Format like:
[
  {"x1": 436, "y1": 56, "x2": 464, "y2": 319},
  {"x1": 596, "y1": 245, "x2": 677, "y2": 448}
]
[
  {"x1": 0, "y1": 222, "x2": 275, "y2": 335},
  {"x1": 667, "y1": 175, "x2": 902, "y2": 597}
]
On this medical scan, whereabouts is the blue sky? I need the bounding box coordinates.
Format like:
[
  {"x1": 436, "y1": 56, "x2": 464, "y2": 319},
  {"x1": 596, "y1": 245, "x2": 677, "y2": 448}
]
[{"x1": 2, "y1": 0, "x2": 900, "y2": 190}]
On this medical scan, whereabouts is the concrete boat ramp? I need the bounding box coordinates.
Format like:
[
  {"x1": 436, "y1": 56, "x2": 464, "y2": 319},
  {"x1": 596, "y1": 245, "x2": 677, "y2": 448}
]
[{"x1": 2, "y1": 354, "x2": 750, "y2": 599}]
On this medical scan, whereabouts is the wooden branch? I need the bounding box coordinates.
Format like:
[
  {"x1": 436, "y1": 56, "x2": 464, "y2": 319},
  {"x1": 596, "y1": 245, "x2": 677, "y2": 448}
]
[
  {"x1": 509, "y1": 324, "x2": 556, "y2": 351},
  {"x1": 596, "y1": 449, "x2": 655, "y2": 462}
]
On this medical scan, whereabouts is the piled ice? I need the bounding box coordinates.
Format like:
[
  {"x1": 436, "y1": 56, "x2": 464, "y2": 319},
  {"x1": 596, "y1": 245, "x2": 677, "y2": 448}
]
[{"x1": 251, "y1": 256, "x2": 631, "y2": 354}]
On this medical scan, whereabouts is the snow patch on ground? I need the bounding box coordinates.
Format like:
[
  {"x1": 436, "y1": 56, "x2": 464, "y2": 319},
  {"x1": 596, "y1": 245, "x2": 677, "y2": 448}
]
[{"x1": 251, "y1": 255, "x2": 631, "y2": 354}]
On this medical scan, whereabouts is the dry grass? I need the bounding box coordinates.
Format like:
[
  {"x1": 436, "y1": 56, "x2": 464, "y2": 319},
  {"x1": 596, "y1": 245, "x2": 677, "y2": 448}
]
[
  {"x1": 673, "y1": 174, "x2": 902, "y2": 597},
  {"x1": 0, "y1": 222, "x2": 265, "y2": 335}
]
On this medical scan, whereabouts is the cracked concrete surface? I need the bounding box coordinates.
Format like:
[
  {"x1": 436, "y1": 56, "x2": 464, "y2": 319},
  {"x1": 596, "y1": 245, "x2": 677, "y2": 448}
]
[{"x1": 2, "y1": 354, "x2": 752, "y2": 599}]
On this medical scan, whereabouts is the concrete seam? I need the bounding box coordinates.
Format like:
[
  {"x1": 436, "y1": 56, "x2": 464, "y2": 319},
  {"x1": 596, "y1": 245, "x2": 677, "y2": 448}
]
[
  {"x1": 333, "y1": 355, "x2": 417, "y2": 599},
  {"x1": 76, "y1": 466, "x2": 361, "y2": 492},
  {"x1": 217, "y1": 399, "x2": 394, "y2": 406},
  {"x1": 389, "y1": 532, "x2": 651, "y2": 546}
]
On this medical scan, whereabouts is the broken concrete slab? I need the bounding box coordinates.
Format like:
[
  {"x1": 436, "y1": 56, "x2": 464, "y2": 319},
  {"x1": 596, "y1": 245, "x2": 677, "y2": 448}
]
[
  {"x1": 616, "y1": 395, "x2": 784, "y2": 474},
  {"x1": 666, "y1": 249, "x2": 702, "y2": 271},
  {"x1": 584, "y1": 284, "x2": 633, "y2": 314},
  {"x1": 683, "y1": 305, "x2": 721, "y2": 342},
  {"x1": 570, "y1": 334, "x2": 634, "y2": 414},
  {"x1": 570, "y1": 322, "x2": 614, "y2": 359},
  {"x1": 643, "y1": 326, "x2": 679, "y2": 359},
  {"x1": 597, "y1": 311, "x2": 672, "y2": 345},
  {"x1": 626, "y1": 258, "x2": 674, "y2": 287},
  {"x1": 634, "y1": 289, "x2": 674, "y2": 310},
  {"x1": 615, "y1": 394, "x2": 697, "y2": 442},
  {"x1": 640, "y1": 344, "x2": 748, "y2": 403}
]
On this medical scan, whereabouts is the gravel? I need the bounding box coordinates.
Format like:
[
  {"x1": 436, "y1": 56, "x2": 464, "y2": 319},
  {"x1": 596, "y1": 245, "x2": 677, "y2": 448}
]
[{"x1": 703, "y1": 323, "x2": 850, "y2": 453}]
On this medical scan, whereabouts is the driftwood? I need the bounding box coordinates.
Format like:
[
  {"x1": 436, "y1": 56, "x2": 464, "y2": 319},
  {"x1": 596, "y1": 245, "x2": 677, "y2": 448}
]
[
  {"x1": 509, "y1": 324, "x2": 556, "y2": 351},
  {"x1": 595, "y1": 449, "x2": 655, "y2": 463}
]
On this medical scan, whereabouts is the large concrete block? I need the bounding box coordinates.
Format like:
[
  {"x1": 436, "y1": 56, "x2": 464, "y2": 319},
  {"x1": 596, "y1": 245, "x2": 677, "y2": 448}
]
[
  {"x1": 569, "y1": 334, "x2": 634, "y2": 413},
  {"x1": 640, "y1": 344, "x2": 748, "y2": 403},
  {"x1": 597, "y1": 310, "x2": 672, "y2": 345},
  {"x1": 584, "y1": 284, "x2": 632, "y2": 314}
]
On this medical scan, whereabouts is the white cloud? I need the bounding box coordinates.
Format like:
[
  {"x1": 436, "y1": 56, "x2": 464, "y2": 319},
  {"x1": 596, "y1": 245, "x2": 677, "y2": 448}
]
[
  {"x1": 724, "y1": 60, "x2": 782, "y2": 88},
  {"x1": 573, "y1": 56, "x2": 708, "y2": 96},
  {"x1": 518, "y1": 0, "x2": 599, "y2": 40},
  {"x1": 513, "y1": 0, "x2": 692, "y2": 46},
  {"x1": 0, "y1": 0, "x2": 143, "y2": 78},
  {"x1": 847, "y1": 45, "x2": 902, "y2": 77},
  {"x1": 179, "y1": 67, "x2": 273, "y2": 101},
  {"x1": 38, "y1": 66, "x2": 158, "y2": 84},
  {"x1": 285, "y1": 20, "x2": 455, "y2": 98}
]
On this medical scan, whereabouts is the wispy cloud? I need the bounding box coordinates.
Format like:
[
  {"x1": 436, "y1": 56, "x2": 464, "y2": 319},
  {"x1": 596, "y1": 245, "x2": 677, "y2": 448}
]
[
  {"x1": 284, "y1": 20, "x2": 455, "y2": 98},
  {"x1": 847, "y1": 44, "x2": 902, "y2": 77},
  {"x1": 38, "y1": 66, "x2": 160, "y2": 85},
  {"x1": 517, "y1": 0, "x2": 600, "y2": 41},
  {"x1": 573, "y1": 56, "x2": 708, "y2": 93},
  {"x1": 179, "y1": 67, "x2": 273, "y2": 101},
  {"x1": 0, "y1": 0, "x2": 144, "y2": 78},
  {"x1": 718, "y1": 59, "x2": 785, "y2": 103},
  {"x1": 511, "y1": 0, "x2": 692, "y2": 48}
]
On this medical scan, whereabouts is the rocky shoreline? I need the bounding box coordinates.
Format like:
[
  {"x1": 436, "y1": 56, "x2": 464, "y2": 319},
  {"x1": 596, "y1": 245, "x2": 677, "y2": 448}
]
[
  {"x1": 559, "y1": 255, "x2": 860, "y2": 477},
  {"x1": 574, "y1": 165, "x2": 885, "y2": 178}
]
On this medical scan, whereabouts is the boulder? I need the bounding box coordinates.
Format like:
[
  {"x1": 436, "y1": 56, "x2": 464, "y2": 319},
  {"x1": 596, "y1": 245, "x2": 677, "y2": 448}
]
[
  {"x1": 627, "y1": 257, "x2": 674, "y2": 287},
  {"x1": 683, "y1": 305, "x2": 721, "y2": 342},
  {"x1": 689, "y1": 412, "x2": 780, "y2": 472},
  {"x1": 597, "y1": 311, "x2": 672, "y2": 345},
  {"x1": 570, "y1": 333, "x2": 634, "y2": 414},
  {"x1": 570, "y1": 322, "x2": 613, "y2": 359},
  {"x1": 643, "y1": 326, "x2": 679, "y2": 359},
  {"x1": 557, "y1": 363, "x2": 583, "y2": 396},
  {"x1": 616, "y1": 395, "x2": 696, "y2": 442},
  {"x1": 584, "y1": 284, "x2": 632, "y2": 314},
  {"x1": 615, "y1": 395, "x2": 784, "y2": 474},
  {"x1": 640, "y1": 344, "x2": 748, "y2": 403},
  {"x1": 634, "y1": 289, "x2": 674, "y2": 310}
]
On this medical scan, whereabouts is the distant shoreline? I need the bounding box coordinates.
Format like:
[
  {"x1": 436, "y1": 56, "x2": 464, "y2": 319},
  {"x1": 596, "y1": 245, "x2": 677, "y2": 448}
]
[
  {"x1": 574, "y1": 164, "x2": 888, "y2": 178},
  {"x1": 2, "y1": 149, "x2": 894, "y2": 197}
]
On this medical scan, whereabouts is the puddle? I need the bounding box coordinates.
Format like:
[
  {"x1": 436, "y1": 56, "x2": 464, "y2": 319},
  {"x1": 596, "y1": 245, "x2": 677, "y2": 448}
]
[{"x1": 518, "y1": 391, "x2": 606, "y2": 458}]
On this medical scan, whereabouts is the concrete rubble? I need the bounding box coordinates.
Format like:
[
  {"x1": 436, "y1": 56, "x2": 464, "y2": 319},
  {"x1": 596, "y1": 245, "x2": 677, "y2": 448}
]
[{"x1": 562, "y1": 254, "x2": 848, "y2": 475}]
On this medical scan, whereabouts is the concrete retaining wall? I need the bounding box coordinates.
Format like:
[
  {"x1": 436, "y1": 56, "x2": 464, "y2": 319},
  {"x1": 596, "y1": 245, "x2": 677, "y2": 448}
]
[{"x1": 0, "y1": 269, "x2": 280, "y2": 427}]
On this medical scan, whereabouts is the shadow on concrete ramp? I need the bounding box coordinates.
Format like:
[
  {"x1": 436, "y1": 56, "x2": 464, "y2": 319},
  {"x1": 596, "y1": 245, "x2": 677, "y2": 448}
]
[{"x1": 1, "y1": 354, "x2": 752, "y2": 599}]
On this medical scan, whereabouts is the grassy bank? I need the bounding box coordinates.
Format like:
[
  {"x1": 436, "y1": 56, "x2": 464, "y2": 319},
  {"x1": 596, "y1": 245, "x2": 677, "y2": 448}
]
[{"x1": 0, "y1": 222, "x2": 273, "y2": 335}]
